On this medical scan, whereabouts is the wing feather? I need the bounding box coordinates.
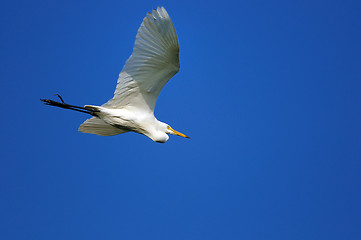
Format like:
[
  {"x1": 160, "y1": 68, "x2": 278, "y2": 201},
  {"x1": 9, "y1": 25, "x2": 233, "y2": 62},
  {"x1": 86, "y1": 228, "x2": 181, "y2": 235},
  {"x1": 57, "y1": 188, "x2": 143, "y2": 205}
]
[
  {"x1": 103, "y1": 7, "x2": 180, "y2": 112},
  {"x1": 78, "y1": 117, "x2": 128, "y2": 136}
]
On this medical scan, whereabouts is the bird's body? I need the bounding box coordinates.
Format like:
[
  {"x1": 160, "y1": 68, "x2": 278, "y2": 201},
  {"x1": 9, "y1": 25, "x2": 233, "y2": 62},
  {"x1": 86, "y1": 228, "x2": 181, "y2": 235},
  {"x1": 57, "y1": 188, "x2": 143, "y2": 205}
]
[
  {"x1": 41, "y1": 7, "x2": 189, "y2": 143},
  {"x1": 82, "y1": 105, "x2": 173, "y2": 143}
]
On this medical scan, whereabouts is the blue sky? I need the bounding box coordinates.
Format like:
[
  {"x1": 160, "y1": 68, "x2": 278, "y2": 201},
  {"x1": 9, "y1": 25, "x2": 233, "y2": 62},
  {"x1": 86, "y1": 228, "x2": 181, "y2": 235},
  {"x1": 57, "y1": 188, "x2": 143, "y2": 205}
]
[{"x1": 1, "y1": 0, "x2": 360, "y2": 239}]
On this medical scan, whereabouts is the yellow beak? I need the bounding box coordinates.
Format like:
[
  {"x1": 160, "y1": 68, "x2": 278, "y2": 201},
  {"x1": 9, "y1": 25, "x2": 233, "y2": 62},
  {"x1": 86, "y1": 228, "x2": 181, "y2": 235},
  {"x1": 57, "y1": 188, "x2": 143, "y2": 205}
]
[{"x1": 168, "y1": 127, "x2": 190, "y2": 138}]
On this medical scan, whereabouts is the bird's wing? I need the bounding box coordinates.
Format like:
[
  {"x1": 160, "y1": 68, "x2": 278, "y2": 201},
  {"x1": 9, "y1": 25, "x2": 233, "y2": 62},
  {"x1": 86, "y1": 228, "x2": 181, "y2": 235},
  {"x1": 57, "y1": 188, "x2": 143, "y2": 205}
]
[
  {"x1": 79, "y1": 117, "x2": 128, "y2": 136},
  {"x1": 103, "y1": 6, "x2": 180, "y2": 113}
]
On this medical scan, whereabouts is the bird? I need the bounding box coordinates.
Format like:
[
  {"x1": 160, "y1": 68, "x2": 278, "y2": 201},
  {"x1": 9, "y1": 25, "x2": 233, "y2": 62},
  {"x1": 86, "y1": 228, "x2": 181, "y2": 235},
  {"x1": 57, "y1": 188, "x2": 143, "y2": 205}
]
[{"x1": 41, "y1": 6, "x2": 189, "y2": 143}]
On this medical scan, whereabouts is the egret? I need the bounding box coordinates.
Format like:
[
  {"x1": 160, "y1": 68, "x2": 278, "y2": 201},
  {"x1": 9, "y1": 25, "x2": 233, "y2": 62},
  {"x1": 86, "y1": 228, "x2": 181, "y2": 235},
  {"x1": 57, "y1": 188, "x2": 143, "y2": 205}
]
[{"x1": 41, "y1": 6, "x2": 189, "y2": 143}]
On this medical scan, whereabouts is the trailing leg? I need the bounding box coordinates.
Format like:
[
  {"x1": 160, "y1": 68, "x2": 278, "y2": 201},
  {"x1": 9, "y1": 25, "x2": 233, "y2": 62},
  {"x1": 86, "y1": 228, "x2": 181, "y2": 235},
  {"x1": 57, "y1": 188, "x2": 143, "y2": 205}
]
[{"x1": 40, "y1": 94, "x2": 99, "y2": 116}]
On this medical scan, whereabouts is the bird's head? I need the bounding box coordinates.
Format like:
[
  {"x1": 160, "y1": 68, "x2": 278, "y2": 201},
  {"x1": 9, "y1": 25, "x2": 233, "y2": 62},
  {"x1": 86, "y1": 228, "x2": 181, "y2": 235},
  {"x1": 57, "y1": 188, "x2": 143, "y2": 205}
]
[{"x1": 150, "y1": 122, "x2": 189, "y2": 143}]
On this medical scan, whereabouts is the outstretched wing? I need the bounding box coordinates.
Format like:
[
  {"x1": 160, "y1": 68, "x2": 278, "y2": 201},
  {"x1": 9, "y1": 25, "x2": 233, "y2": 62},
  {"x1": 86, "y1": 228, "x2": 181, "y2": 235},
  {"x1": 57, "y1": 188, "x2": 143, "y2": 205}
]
[{"x1": 103, "y1": 7, "x2": 180, "y2": 113}]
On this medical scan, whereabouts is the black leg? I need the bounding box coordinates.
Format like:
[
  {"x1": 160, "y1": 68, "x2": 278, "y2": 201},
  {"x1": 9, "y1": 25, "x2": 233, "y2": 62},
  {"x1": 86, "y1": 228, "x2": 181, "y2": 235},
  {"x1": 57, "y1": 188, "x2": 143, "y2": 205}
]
[
  {"x1": 40, "y1": 95, "x2": 99, "y2": 116},
  {"x1": 54, "y1": 94, "x2": 65, "y2": 103}
]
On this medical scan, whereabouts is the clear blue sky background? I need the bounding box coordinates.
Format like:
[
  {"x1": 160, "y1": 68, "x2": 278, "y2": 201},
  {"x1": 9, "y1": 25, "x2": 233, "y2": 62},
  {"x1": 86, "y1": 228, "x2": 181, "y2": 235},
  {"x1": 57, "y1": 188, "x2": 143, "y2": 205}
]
[{"x1": 1, "y1": 0, "x2": 360, "y2": 239}]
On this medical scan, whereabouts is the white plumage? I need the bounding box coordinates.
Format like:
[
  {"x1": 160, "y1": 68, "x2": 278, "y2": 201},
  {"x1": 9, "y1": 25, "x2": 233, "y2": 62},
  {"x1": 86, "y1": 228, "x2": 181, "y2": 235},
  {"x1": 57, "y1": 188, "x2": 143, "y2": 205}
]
[{"x1": 72, "y1": 7, "x2": 188, "y2": 142}]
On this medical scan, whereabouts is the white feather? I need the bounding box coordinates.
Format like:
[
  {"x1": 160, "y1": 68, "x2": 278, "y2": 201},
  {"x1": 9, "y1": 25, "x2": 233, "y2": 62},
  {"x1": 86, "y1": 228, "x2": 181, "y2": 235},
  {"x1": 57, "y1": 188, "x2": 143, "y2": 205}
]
[
  {"x1": 79, "y1": 117, "x2": 128, "y2": 136},
  {"x1": 103, "y1": 6, "x2": 180, "y2": 113},
  {"x1": 76, "y1": 7, "x2": 188, "y2": 142}
]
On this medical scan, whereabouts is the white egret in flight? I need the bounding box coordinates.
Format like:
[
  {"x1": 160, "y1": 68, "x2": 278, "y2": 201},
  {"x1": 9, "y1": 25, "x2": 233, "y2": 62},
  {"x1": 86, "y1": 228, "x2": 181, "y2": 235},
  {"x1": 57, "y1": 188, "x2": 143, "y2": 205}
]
[{"x1": 41, "y1": 7, "x2": 189, "y2": 143}]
